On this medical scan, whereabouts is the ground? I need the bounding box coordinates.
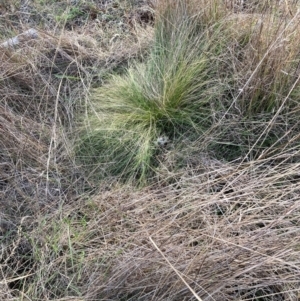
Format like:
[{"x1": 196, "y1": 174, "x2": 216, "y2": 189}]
[{"x1": 1, "y1": 1, "x2": 300, "y2": 301}]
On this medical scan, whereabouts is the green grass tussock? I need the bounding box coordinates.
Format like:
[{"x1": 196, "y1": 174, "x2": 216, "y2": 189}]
[
  {"x1": 77, "y1": 0, "x2": 232, "y2": 184},
  {"x1": 78, "y1": 1, "x2": 300, "y2": 183}
]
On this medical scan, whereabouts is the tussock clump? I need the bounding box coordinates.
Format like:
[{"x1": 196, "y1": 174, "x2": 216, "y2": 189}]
[
  {"x1": 78, "y1": 0, "x2": 232, "y2": 184},
  {"x1": 191, "y1": 4, "x2": 300, "y2": 163},
  {"x1": 228, "y1": 12, "x2": 300, "y2": 115},
  {"x1": 78, "y1": 0, "x2": 300, "y2": 184}
]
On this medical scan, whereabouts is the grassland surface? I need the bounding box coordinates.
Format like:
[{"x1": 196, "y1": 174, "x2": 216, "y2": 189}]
[{"x1": 2, "y1": 1, "x2": 300, "y2": 300}]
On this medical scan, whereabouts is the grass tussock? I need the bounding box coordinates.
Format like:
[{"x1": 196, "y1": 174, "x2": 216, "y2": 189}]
[
  {"x1": 77, "y1": 0, "x2": 300, "y2": 184},
  {"x1": 2, "y1": 0, "x2": 300, "y2": 300},
  {"x1": 77, "y1": 0, "x2": 233, "y2": 184}
]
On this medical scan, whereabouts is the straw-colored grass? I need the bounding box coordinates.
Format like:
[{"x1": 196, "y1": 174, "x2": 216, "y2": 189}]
[{"x1": 5, "y1": 154, "x2": 300, "y2": 300}]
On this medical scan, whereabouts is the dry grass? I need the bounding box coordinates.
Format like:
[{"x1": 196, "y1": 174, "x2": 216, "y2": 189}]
[
  {"x1": 0, "y1": 2, "x2": 153, "y2": 299},
  {"x1": 97, "y1": 158, "x2": 300, "y2": 300},
  {"x1": 2, "y1": 0, "x2": 300, "y2": 300},
  {"x1": 0, "y1": 1, "x2": 153, "y2": 214},
  {"x1": 5, "y1": 154, "x2": 299, "y2": 300}
]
